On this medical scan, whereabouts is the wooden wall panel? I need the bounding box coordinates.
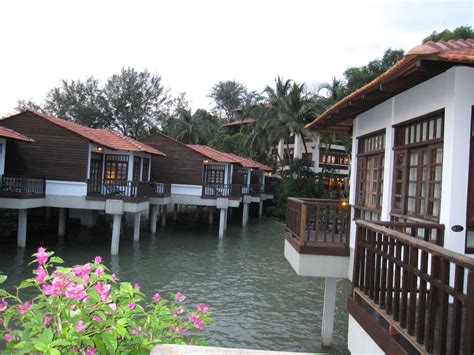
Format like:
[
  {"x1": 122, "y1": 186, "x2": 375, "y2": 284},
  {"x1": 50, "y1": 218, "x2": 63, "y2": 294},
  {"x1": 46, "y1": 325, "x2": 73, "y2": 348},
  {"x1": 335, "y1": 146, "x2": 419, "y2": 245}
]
[
  {"x1": 140, "y1": 133, "x2": 204, "y2": 185},
  {"x1": 1, "y1": 112, "x2": 89, "y2": 181}
]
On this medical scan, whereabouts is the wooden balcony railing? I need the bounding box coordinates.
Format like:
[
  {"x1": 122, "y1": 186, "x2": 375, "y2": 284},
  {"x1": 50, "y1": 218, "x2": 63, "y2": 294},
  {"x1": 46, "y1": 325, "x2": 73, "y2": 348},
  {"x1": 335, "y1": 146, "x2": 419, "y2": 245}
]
[
  {"x1": 86, "y1": 179, "x2": 151, "y2": 200},
  {"x1": 285, "y1": 197, "x2": 350, "y2": 256},
  {"x1": 150, "y1": 182, "x2": 171, "y2": 198},
  {"x1": 350, "y1": 219, "x2": 474, "y2": 354},
  {"x1": 202, "y1": 184, "x2": 241, "y2": 198},
  {"x1": 241, "y1": 184, "x2": 264, "y2": 196},
  {"x1": 0, "y1": 175, "x2": 45, "y2": 198}
]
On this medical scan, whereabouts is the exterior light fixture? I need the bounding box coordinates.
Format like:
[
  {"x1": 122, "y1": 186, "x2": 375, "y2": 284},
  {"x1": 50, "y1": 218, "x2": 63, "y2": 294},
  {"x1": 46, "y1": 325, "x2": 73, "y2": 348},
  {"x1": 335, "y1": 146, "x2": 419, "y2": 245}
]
[
  {"x1": 268, "y1": 172, "x2": 272, "y2": 176},
  {"x1": 204, "y1": 159, "x2": 209, "y2": 164},
  {"x1": 341, "y1": 200, "x2": 348, "y2": 207},
  {"x1": 97, "y1": 147, "x2": 103, "y2": 152}
]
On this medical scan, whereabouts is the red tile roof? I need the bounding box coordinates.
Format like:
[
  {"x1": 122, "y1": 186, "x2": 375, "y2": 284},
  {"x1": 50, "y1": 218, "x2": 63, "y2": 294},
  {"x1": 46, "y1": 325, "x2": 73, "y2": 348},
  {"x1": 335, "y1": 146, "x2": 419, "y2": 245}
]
[
  {"x1": 306, "y1": 39, "x2": 474, "y2": 131},
  {"x1": 222, "y1": 118, "x2": 255, "y2": 127},
  {"x1": 4, "y1": 110, "x2": 165, "y2": 156},
  {"x1": 187, "y1": 144, "x2": 272, "y2": 172},
  {"x1": 0, "y1": 126, "x2": 34, "y2": 142}
]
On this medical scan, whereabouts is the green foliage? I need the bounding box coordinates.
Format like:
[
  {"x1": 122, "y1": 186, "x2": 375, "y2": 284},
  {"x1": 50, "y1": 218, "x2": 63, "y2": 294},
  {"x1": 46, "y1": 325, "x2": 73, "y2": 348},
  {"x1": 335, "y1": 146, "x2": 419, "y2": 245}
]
[
  {"x1": 423, "y1": 25, "x2": 474, "y2": 43},
  {"x1": 208, "y1": 131, "x2": 248, "y2": 156},
  {"x1": 0, "y1": 249, "x2": 212, "y2": 354}
]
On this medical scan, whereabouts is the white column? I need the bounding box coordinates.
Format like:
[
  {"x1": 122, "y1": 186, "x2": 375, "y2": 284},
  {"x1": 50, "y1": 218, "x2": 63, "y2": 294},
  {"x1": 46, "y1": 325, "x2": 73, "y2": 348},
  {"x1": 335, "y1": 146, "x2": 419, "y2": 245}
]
[
  {"x1": 111, "y1": 214, "x2": 122, "y2": 255},
  {"x1": 58, "y1": 208, "x2": 66, "y2": 237},
  {"x1": 321, "y1": 277, "x2": 337, "y2": 346},
  {"x1": 173, "y1": 204, "x2": 178, "y2": 221},
  {"x1": 209, "y1": 207, "x2": 214, "y2": 225},
  {"x1": 294, "y1": 133, "x2": 303, "y2": 159},
  {"x1": 277, "y1": 138, "x2": 284, "y2": 163},
  {"x1": 258, "y1": 201, "x2": 263, "y2": 218},
  {"x1": 133, "y1": 213, "x2": 141, "y2": 242},
  {"x1": 224, "y1": 208, "x2": 228, "y2": 231},
  {"x1": 161, "y1": 205, "x2": 167, "y2": 227},
  {"x1": 150, "y1": 205, "x2": 158, "y2": 233},
  {"x1": 218, "y1": 208, "x2": 225, "y2": 239},
  {"x1": 242, "y1": 203, "x2": 249, "y2": 226},
  {"x1": 17, "y1": 209, "x2": 27, "y2": 248}
]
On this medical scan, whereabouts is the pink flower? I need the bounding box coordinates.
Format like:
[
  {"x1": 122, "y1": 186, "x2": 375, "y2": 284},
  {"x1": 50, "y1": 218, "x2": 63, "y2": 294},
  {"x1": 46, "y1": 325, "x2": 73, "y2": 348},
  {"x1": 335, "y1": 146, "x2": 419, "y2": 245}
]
[
  {"x1": 197, "y1": 303, "x2": 209, "y2": 313},
  {"x1": 152, "y1": 293, "x2": 161, "y2": 302},
  {"x1": 189, "y1": 313, "x2": 200, "y2": 322},
  {"x1": 133, "y1": 283, "x2": 140, "y2": 290},
  {"x1": 111, "y1": 273, "x2": 117, "y2": 280},
  {"x1": 194, "y1": 319, "x2": 205, "y2": 329},
  {"x1": 36, "y1": 265, "x2": 47, "y2": 284},
  {"x1": 43, "y1": 274, "x2": 69, "y2": 297},
  {"x1": 95, "y1": 267, "x2": 105, "y2": 277},
  {"x1": 128, "y1": 302, "x2": 136, "y2": 310},
  {"x1": 71, "y1": 346, "x2": 77, "y2": 353},
  {"x1": 95, "y1": 282, "x2": 111, "y2": 303},
  {"x1": 0, "y1": 298, "x2": 8, "y2": 312},
  {"x1": 76, "y1": 320, "x2": 85, "y2": 332},
  {"x1": 173, "y1": 306, "x2": 184, "y2": 316},
  {"x1": 131, "y1": 326, "x2": 142, "y2": 335},
  {"x1": 4, "y1": 333, "x2": 13, "y2": 342},
  {"x1": 0, "y1": 317, "x2": 3, "y2": 327},
  {"x1": 170, "y1": 325, "x2": 186, "y2": 333},
  {"x1": 94, "y1": 256, "x2": 102, "y2": 263},
  {"x1": 175, "y1": 291, "x2": 185, "y2": 302},
  {"x1": 108, "y1": 303, "x2": 117, "y2": 311},
  {"x1": 37, "y1": 247, "x2": 48, "y2": 265},
  {"x1": 43, "y1": 315, "x2": 53, "y2": 327},
  {"x1": 86, "y1": 346, "x2": 97, "y2": 355},
  {"x1": 72, "y1": 263, "x2": 91, "y2": 283},
  {"x1": 92, "y1": 315, "x2": 102, "y2": 322},
  {"x1": 70, "y1": 304, "x2": 77, "y2": 310},
  {"x1": 17, "y1": 301, "x2": 32, "y2": 315},
  {"x1": 65, "y1": 283, "x2": 87, "y2": 301}
]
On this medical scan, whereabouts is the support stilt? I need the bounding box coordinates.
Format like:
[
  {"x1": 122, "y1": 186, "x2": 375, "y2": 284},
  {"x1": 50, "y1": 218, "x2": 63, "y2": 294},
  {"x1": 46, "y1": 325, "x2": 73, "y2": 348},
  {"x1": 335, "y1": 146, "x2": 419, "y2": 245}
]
[
  {"x1": 58, "y1": 208, "x2": 66, "y2": 237},
  {"x1": 161, "y1": 205, "x2": 167, "y2": 227},
  {"x1": 208, "y1": 207, "x2": 214, "y2": 225},
  {"x1": 321, "y1": 277, "x2": 337, "y2": 346},
  {"x1": 224, "y1": 208, "x2": 228, "y2": 231},
  {"x1": 17, "y1": 209, "x2": 27, "y2": 248},
  {"x1": 133, "y1": 213, "x2": 141, "y2": 242},
  {"x1": 150, "y1": 205, "x2": 158, "y2": 233},
  {"x1": 259, "y1": 201, "x2": 263, "y2": 218},
  {"x1": 242, "y1": 203, "x2": 249, "y2": 226},
  {"x1": 218, "y1": 208, "x2": 225, "y2": 239},
  {"x1": 111, "y1": 214, "x2": 122, "y2": 255},
  {"x1": 173, "y1": 204, "x2": 178, "y2": 221}
]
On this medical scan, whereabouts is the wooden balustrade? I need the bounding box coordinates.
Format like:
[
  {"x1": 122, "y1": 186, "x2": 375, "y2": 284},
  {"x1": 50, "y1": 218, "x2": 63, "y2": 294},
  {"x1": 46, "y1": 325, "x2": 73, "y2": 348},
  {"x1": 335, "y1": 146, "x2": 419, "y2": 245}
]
[
  {"x1": 0, "y1": 175, "x2": 45, "y2": 198},
  {"x1": 351, "y1": 219, "x2": 474, "y2": 354},
  {"x1": 150, "y1": 182, "x2": 171, "y2": 197},
  {"x1": 285, "y1": 197, "x2": 350, "y2": 256},
  {"x1": 86, "y1": 179, "x2": 151, "y2": 200},
  {"x1": 202, "y1": 184, "x2": 241, "y2": 198}
]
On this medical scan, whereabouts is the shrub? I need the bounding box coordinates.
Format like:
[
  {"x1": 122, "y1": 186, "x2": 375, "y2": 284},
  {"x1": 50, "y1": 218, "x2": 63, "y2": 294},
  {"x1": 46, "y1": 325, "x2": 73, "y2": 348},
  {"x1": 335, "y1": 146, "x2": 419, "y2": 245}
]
[{"x1": 0, "y1": 248, "x2": 212, "y2": 354}]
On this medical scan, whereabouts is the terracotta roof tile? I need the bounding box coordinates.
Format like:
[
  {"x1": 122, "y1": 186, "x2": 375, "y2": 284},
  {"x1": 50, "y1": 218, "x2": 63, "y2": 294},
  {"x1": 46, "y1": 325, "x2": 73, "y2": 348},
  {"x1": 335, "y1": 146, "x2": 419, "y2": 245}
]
[
  {"x1": 0, "y1": 126, "x2": 34, "y2": 142},
  {"x1": 306, "y1": 39, "x2": 474, "y2": 130},
  {"x1": 6, "y1": 110, "x2": 165, "y2": 156}
]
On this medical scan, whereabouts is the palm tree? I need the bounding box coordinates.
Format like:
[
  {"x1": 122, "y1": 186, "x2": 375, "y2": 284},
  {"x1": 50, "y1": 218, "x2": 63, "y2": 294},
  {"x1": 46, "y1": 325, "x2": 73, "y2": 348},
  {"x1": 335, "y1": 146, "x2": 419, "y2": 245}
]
[{"x1": 164, "y1": 107, "x2": 209, "y2": 144}]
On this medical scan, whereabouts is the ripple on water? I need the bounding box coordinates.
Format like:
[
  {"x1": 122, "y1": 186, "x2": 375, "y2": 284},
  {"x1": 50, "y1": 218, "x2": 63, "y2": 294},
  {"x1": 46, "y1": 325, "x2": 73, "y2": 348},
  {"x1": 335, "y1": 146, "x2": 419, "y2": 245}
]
[{"x1": 0, "y1": 214, "x2": 350, "y2": 354}]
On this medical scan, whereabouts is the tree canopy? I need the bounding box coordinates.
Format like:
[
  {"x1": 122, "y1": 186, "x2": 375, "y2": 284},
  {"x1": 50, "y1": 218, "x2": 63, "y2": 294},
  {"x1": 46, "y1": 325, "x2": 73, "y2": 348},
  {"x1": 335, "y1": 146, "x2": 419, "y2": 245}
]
[{"x1": 423, "y1": 25, "x2": 474, "y2": 43}]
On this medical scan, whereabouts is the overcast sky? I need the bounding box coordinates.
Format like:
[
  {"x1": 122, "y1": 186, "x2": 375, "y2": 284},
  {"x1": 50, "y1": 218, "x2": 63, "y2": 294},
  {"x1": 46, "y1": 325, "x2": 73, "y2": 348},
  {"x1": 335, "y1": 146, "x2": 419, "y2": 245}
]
[{"x1": 0, "y1": 0, "x2": 472, "y2": 116}]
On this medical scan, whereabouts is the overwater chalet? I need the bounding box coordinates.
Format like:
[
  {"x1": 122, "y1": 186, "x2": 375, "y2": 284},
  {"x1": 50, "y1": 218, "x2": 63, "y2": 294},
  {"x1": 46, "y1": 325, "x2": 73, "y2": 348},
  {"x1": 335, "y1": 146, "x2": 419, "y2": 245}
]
[
  {"x1": 284, "y1": 39, "x2": 474, "y2": 354},
  {"x1": 0, "y1": 110, "x2": 166, "y2": 254},
  {"x1": 140, "y1": 132, "x2": 273, "y2": 238}
]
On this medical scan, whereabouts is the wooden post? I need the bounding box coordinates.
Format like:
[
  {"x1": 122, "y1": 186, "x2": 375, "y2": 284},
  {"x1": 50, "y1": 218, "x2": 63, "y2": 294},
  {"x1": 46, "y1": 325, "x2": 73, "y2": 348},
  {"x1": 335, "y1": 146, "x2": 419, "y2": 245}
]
[{"x1": 299, "y1": 203, "x2": 307, "y2": 247}]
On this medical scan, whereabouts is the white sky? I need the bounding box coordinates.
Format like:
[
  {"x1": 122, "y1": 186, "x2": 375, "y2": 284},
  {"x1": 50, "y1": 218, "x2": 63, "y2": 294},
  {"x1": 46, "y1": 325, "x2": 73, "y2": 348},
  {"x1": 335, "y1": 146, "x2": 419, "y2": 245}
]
[{"x1": 0, "y1": 0, "x2": 472, "y2": 116}]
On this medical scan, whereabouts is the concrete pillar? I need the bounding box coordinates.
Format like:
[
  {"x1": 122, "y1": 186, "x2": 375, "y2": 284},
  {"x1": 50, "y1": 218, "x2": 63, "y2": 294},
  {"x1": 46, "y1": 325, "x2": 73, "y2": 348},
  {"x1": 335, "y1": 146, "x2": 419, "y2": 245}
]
[
  {"x1": 17, "y1": 209, "x2": 27, "y2": 248},
  {"x1": 58, "y1": 208, "x2": 66, "y2": 237},
  {"x1": 161, "y1": 205, "x2": 167, "y2": 227},
  {"x1": 133, "y1": 213, "x2": 141, "y2": 242},
  {"x1": 173, "y1": 204, "x2": 178, "y2": 221},
  {"x1": 111, "y1": 214, "x2": 122, "y2": 255},
  {"x1": 218, "y1": 208, "x2": 225, "y2": 239},
  {"x1": 150, "y1": 205, "x2": 158, "y2": 233},
  {"x1": 259, "y1": 201, "x2": 263, "y2": 218},
  {"x1": 224, "y1": 208, "x2": 228, "y2": 231},
  {"x1": 242, "y1": 203, "x2": 249, "y2": 226},
  {"x1": 208, "y1": 207, "x2": 214, "y2": 225},
  {"x1": 321, "y1": 277, "x2": 337, "y2": 346},
  {"x1": 294, "y1": 133, "x2": 303, "y2": 159}
]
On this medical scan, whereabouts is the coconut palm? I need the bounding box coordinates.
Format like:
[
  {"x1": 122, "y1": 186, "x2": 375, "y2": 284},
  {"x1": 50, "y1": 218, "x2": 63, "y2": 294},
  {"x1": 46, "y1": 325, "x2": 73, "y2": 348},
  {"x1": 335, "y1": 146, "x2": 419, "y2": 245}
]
[{"x1": 164, "y1": 107, "x2": 210, "y2": 144}]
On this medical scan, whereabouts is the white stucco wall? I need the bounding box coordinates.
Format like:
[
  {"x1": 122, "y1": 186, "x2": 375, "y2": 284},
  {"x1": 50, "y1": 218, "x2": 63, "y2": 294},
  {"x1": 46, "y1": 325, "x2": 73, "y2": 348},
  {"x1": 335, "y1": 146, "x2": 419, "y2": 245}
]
[{"x1": 350, "y1": 66, "x2": 474, "y2": 256}]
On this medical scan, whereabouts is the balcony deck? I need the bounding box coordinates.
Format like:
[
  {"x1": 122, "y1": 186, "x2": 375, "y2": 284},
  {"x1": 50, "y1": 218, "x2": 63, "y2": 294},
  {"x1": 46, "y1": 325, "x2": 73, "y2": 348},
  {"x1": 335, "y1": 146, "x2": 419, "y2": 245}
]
[
  {"x1": 0, "y1": 175, "x2": 45, "y2": 199},
  {"x1": 86, "y1": 179, "x2": 152, "y2": 201}
]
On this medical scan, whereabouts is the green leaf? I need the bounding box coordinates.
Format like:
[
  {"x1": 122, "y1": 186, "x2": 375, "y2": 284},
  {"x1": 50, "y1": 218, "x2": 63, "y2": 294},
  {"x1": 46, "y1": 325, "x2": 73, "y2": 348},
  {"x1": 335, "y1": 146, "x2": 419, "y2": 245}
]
[
  {"x1": 0, "y1": 274, "x2": 7, "y2": 284},
  {"x1": 50, "y1": 339, "x2": 70, "y2": 347},
  {"x1": 49, "y1": 256, "x2": 64, "y2": 264},
  {"x1": 101, "y1": 331, "x2": 118, "y2": 352},
  {"x1": 47, "y1": 348, "x2": 61, "y2": 355},
  {"x1": 33, "y1": 341, "x2": 48, "y2": 352},
  {"x1": 40, "y1": 329, "x2": 53, "y2": 344}
]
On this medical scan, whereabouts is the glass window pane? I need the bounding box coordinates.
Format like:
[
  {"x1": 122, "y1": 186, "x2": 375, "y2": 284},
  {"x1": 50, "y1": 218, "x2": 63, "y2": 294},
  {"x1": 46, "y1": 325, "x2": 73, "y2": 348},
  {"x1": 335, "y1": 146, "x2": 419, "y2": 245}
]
[
  {"x1": 409, "y1": 168, "x2": 417, "y2": 180},
  {"x1": 407, "y1": 198, "x2": 416, "y2": 212},
  {"x1": 408, "y1": 182, "x2": 417, "y2": 196},
  {"x1": 410, "y1": 152, "x2": 418, "y2": 165}
]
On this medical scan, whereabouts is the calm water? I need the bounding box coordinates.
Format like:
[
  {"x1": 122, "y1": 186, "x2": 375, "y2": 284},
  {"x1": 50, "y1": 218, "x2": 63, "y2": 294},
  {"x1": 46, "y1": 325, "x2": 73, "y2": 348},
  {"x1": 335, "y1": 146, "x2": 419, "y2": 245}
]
[{"x1": 0, "y1": 210, "x2": 350, "y2": 353}]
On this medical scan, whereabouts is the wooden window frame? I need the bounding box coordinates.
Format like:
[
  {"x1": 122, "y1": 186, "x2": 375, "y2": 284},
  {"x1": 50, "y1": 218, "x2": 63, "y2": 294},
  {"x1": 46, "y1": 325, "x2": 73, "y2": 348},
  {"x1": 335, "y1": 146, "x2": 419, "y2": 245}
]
[
  {"x1": 133, "y1": 156, "x2": 141, "y2": 181},
  {"x1": 204, "y1": 164, "x2": 225, "y2": 185},
  {"x1": 355, "y1": 130, "x2": 385, "y2": 213},
  {"x1": 104, "y1": 154, "x2": 129, "y2": 181},
  {"x1": 141, "y1": 158, "x2": 150, "y2": 182},
  {"x1": 391, "y1": 111, "x2": 444, "y2": 222}
]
